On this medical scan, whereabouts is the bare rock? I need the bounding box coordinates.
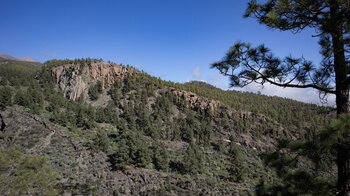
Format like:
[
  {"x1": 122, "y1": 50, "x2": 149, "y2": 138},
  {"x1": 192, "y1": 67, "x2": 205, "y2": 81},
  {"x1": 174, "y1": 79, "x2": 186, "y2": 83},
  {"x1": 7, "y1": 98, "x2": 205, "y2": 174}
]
[
  {"x1": 169, "y1": 87, "x2": 220, "y2": 111},
  {"x1": 52, "y1": 62, "x2": 133, "y2": 100}
]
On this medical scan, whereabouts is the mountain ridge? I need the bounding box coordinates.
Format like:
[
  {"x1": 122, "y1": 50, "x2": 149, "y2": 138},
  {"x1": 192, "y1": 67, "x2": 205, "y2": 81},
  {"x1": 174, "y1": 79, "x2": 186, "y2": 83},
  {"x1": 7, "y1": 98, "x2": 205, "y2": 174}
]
[{"x1": 0, "y1": 52, "x2": 41, "y2": 64}]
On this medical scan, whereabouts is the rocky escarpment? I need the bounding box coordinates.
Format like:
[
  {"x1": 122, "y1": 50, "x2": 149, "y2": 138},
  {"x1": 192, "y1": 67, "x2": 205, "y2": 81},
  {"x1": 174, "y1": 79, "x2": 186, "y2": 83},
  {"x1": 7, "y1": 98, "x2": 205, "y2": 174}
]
[
  {"x1": 52, "y1": 62, "x2": 133, "y2": 100},
  {"x1": 51, "y1": 62, "x2": 278, "y2": 149},
  {"x1": 52, "y1": 62, "x2": 222, "y2": 113},
  {"x1": 169, "y1": 87, "x2": 220, "y2": 112}
]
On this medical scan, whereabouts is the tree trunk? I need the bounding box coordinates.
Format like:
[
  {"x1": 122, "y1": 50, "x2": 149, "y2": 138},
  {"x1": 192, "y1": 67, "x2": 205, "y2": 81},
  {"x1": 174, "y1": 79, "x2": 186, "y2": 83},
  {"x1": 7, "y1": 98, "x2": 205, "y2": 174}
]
[
  {"x1": 330, "y1": 2, "x2": 350, "y2": 195},
  {"x1": 333, "y1": 30, "x2": 350, "y2": 196},
  {"x1": 338, "y1": 144, "x2": 350, "y2": 196},
  {"x1": 334, "y1": 42, "x2": 350, "y2": 196}
]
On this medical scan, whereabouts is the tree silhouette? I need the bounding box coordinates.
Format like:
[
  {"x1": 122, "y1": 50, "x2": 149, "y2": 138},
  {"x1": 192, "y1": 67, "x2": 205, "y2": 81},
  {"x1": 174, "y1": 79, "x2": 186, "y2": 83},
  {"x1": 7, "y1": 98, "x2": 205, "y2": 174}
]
[{"x1": 212, "y1": 1, "x2": 349, "y2": 195}]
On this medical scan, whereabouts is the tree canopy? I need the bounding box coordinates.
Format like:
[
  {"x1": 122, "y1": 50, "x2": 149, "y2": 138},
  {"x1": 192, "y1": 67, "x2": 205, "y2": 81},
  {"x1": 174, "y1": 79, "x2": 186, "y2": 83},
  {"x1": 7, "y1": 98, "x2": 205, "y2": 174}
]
[
  {"x1": 212, "y1": 0, "x2": 349, "y2": 113},
  {"x1": 212, "y1": 0, "x2": 350, "y2": 195}
]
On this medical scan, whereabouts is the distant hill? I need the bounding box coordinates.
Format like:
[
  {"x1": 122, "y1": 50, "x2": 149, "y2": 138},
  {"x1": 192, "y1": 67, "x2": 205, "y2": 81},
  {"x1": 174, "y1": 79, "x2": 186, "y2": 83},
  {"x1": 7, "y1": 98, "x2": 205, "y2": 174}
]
[
  {"x1": 0, "y1": 53, "x2": 18, "y2": 61},
  {"x1": 18, "y1": 57, "x2": 41, "y2": 63},
  {"x1": 0, "y1": 52, "x2": 42, "y2": 64}
]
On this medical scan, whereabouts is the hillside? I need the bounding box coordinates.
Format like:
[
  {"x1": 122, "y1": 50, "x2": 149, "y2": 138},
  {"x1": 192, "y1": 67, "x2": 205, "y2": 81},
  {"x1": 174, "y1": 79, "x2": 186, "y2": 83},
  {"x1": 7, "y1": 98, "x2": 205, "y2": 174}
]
[{"x1": 0, "y1": 59, "x2": 335, "y2": 195}]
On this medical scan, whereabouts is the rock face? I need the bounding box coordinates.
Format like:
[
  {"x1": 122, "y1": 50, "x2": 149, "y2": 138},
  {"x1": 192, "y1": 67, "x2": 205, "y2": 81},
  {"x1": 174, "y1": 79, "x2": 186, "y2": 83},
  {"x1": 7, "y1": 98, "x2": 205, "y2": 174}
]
[
  {"x1": 52, "y1": 62, "x2": 221, "y2": 112},
  {"x1": 169, "y1": 88, "x2": 220, "y2": 112},
  {"x1": 52, "y1": 62, "x2": 133, "y2": 100}
]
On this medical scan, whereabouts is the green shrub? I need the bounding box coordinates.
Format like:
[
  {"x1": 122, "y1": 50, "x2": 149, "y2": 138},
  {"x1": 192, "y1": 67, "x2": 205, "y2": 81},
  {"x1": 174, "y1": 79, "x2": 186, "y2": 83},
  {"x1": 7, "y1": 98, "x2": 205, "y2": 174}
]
[{"x1": 0, "y1": 148, "x2": 60, "y2": 195}]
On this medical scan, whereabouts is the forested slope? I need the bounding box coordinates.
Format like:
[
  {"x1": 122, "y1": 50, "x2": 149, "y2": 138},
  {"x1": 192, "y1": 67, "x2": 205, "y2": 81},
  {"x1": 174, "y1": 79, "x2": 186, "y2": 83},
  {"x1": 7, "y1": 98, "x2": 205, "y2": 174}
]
[{"x1": 0, "y1": 59, "x2": 335, "y2": 195}]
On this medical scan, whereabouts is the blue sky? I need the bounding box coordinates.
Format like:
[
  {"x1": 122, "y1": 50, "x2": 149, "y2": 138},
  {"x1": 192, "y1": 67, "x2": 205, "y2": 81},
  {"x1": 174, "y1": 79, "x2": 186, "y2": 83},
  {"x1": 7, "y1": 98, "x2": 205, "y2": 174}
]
[{"x1": 0, "y1": 0, "x2": 335, "y2": 106}]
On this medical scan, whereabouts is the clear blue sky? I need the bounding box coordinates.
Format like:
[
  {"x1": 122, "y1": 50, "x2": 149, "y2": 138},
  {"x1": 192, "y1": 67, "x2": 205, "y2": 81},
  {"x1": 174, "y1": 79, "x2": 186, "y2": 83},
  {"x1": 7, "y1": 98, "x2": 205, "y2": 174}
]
[{"x1": 1, "y1": 0, "x2": 331, "y2": 105}]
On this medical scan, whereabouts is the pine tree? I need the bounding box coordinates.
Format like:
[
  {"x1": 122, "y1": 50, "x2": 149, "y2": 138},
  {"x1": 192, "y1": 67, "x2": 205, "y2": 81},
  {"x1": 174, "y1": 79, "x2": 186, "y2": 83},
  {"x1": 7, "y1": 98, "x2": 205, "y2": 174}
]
[
  {"x1": 93, "y1": 130, "x2": 110, "y2": 153},
  {"x1": 14, "y1": 90, "x2": 29, "y2": 107},
  {"x1": 181, "y1": 123, "x2": 194, "y2": 143},
  {"x1": 199, "y1": 120, "x2": 212, "y2": 146},
  {"x1": 183, "y1": 142, "x2": 202, "y2": 174},
  {"x1": 228, "y1": 142, "x2": 246, "y2": 183},
  {"x1": 152, "y1": 142, "x2": 169, "y2": 171},
  {"x1": 212, "y1": 1, "x2": 350, "y2": 194},
  {"x1": 88, "y1": 81, "x2": 103, "y2": 101},
  {"x1": 0, "y1": 86, "x2": 12, "y2": 109}
]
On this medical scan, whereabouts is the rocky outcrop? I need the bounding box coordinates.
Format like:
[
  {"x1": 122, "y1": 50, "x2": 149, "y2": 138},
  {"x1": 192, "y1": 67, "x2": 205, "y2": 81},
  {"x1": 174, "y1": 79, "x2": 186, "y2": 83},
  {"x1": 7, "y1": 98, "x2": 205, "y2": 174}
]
[
  {"x1": 52, "y1": 62, "x2": 133, "y2": 100},
  {"x1": 52, "y1": 62, "x2": 222, "y2": 113},
  {"x1": 169, "y1": 88, "x2": 221, "y2": 111}
]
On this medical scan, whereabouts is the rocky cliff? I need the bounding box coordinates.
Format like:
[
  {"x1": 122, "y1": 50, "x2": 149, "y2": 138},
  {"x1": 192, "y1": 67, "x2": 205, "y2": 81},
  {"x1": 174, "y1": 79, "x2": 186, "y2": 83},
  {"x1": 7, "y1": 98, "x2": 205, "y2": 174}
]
[
  {"x1": 51, "y1": 62, "x2": 223, "y2": 113},
  {"x1": 169, "y1": 87, "x2": 220, "y2": 112},
  {"x1": 52, "y1": 62, "x2": 133, "y2": 100}
]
